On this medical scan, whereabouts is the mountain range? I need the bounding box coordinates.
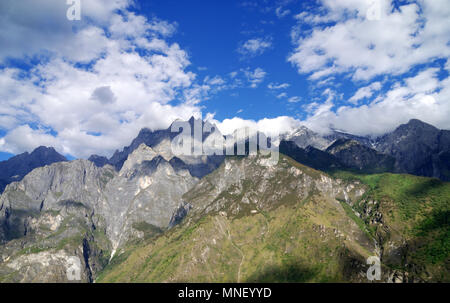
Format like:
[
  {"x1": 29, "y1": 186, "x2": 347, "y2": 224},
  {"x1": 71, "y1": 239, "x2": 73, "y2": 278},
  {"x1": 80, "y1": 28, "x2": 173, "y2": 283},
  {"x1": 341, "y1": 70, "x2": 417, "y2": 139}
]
[
  {"x1": 280, "y1": 119, "x2": 450, "y2": 181},
  {"x1": 0, "y1": 118, "x2": 448, "y2": 282}
]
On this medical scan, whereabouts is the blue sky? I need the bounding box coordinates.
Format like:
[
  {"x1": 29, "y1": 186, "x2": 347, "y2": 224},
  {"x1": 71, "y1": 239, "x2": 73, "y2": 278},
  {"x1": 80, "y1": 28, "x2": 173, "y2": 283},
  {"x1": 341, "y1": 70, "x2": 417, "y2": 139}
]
[
  {"x1": 132, "y1": 0, "x2": 311, "y2": 121},
  {"x1": 0, "y1": 0, "x2": 449, "y2": 160}
]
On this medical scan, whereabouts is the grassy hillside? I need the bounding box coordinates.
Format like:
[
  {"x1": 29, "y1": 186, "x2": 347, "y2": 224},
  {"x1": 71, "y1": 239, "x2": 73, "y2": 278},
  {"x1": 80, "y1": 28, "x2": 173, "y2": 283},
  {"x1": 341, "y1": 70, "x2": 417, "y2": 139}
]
[
  {"x1": 331, "y1": 171, "x2": 450, "y2": 282},
  {"x1": 97, "y1": 198, "x2": 371, "y2": 282}
]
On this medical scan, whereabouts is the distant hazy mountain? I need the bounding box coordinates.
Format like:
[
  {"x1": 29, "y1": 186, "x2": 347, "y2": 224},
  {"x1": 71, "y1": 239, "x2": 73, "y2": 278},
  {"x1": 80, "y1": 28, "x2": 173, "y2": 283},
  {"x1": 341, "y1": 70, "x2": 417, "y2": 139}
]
[
  {"x1": 281, "y1": 119, "x2": 450, "y2": 181},
  {"x1": 281, "y1": 126, "x2": 375, "y2": 151},
  {"x1": 325, "y1": 130, "x2": 374, "y2": 148},
  {"x1": 326, "y1": 139, "x2": 395, "y2": 173},
  {"x1": 279, "y1": 140, "x2": 343, "y2": 171},
  {"x1": 375, "y1": 119, "x2": 450, "y2": 181},
  {"x1": 87, "y1": 155, "x2": 109, "y2": 167},
  {"x1": 0, "y1": 146, "x2": 67, "y2": 193}
]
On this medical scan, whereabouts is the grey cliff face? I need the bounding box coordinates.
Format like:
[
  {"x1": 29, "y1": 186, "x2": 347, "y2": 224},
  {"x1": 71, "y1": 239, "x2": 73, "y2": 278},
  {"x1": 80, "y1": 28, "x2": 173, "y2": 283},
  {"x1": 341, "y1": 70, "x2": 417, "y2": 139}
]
[{"x1": 0, "y1": 143, "x2": 198, "y2": 281}]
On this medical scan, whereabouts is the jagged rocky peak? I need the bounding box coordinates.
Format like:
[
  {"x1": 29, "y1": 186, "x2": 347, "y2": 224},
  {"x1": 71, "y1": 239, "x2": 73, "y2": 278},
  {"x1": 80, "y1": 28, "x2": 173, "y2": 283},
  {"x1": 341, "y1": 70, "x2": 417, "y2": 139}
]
[
  {"x1": 112, "y1": 152, "x2": 379, "y2": 282},
  {"x1": 376, "y1": 118, "x2": 439, "y2": 148},
  {"x1": 0, "y1": 146, "x2": 67, "y2": 193},
  {"x1": 404, "y1": 118, "x2": 439, "y2": 130},
  {"x1": 396, "y1": 119, "x2": 438, "y2": 138},
  {"x1": 373, "y1": 118, "x2": 448, "y2": 178},
  {"x1": 107, "y1": 117, "x2": 221, "y2": 171},
  {"x1": 103, "y1": 117, "x2": 225, "y2": 178},
  {"x1": 29, "y1": 146, "x2": 62, "y2": 158},
  {"x1": 278, "y1": 119, "x2": 449, "y2": 180},
  {"x1": 185, "y1": 152, "x2": 366, "y2": 215},
  {"x1": 6, "y1": 146, "x2": 67, "y2": 167},
  {"x1": 281, "y1": 124, "x2": 375, "y2": 151}
]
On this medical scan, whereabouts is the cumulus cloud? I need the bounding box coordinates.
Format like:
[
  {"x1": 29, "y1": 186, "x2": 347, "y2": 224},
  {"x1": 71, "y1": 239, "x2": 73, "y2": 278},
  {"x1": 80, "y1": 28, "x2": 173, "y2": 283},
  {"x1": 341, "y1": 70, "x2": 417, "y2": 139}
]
[
  {"x1": 0, "y1": 0, "x2": 131, "y2": 62},
  {"x1": 0, "y1": 0, "x2": 222, "y2": 158},
  {"x1": 288, "y1": 0, "x2": 450, "y2": 135},
  {"x1": 2, "y1": 0, "x2": 449, "y2": 159},
  {"x1": 288, "y1": 96, "x2": 301, "y2": 103},
  {"x1": 268, "y1": 82, "x2": 290, "y2": 90},
  {"x1": 348, "y1": 82, "x2": 382, "y2": 104},
  {"x1": 242, "y1": 67, "x2": 267, "y2": 88},
  {"x1": 238, "y1": 37, "x2": 272, "y2": 57},
  {"x1": 0, "y1": 125, "x2": 63, "y2": 155},
  {"x1": 91, "y1": 86, "x2": 117, "y2": 105},
  {"x1": 304, "y1": 67, "x2": 450, "y2": 135},
  {"x1": 276, "y1": 92, "x2": 288, "y2": 99},
  {"x1": 275, "y1": 6, "x2": 291, "y2": 18},
  {"x1": 213, "y1": 116, "x2": 302, "y2": 137},
  {"x1": 289, "y1": 0, "x2": 450, "y2": 81}
]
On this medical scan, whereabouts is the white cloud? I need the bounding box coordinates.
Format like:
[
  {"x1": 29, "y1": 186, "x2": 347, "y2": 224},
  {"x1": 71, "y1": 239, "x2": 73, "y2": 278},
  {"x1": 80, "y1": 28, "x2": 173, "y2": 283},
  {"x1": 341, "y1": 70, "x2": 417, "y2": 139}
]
[
  {"x1": 289, "y1": 0, "x2": 450, "y2": 81},
  {"x1": 2, "y1": 0, "x2": 448, "y2": 159},
  {"x1": 348, "y1": 81, "x2": 382, "y2": 104},
  {"x1": 276, "y1": 92, "x2": 288, "y2": 99},
  {"x1": 0, "y1": 0, "x2": 131, "y2": 62},
  {"x1": 404, "y1": 68, "x2": 440, "y2": 94},
  {"x1": 214, "y1": 116, "x2": 302, "y2": 137},
  {"x1": 268, "y1": 82, "x2": 290, "y2": 90},
  {"x1": 275, "y1": 6, "x2": 291, "y2": 18},
  {"x1": 0, "y1": 0, "x2": 218, "y2": 158},
  {"x1": 205, "y1": 76, "x2": 226, "y2": 86},
  {"x1": 0, "y1": 125, "x2": 63, "y2": 154},
  {"x1": 242, "y1": 67, "x2": 267, "y2": 88},
  {"x1": 288, "y1": 96, "x2": 301, "y2": 103},
  {"x1": 229, "y1": 71, "x2": 238, "y2": 78},
  {"x1": 287, "y1": 0, "x2": 450, "y2": 135},
  {"x1": 238, "y1": 37, "x2": 272, "y2": 57},
  {"x1": 91, "y1": 86, "x2": 117, "y2": 105},
  {"x1": 321, "y1": 88, "x2": 337, "y2": 103},
  {"x1": 304, "y1": 67, "x2": 450, "y2": 135}
]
